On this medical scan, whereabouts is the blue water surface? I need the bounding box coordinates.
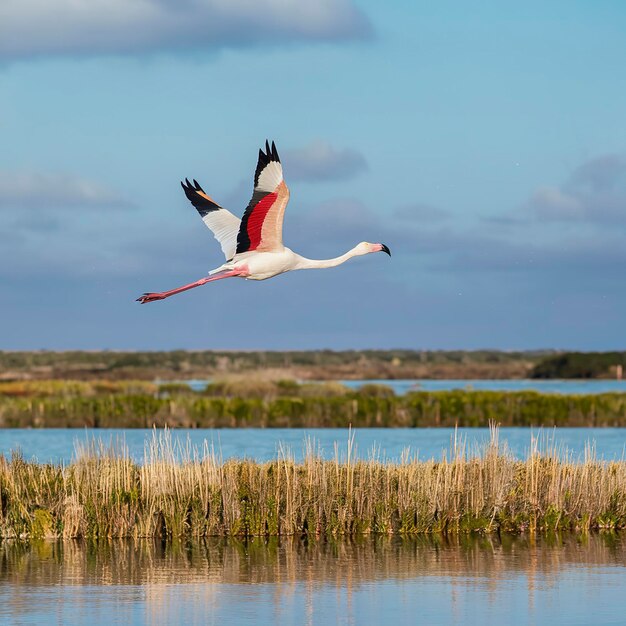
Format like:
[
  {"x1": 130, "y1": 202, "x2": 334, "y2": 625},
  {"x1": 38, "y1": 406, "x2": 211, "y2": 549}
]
[
  {"x1": 2, "y1": 427, "x2": 625, "y2": 465},
  {"x1": 342, "y1": 378, "x2": 626, "y2": 395},
  {"x1": 185, "y1": 378, "x2": 626, "y2": 395},
  {"x1": 1, "y1": 535, "x2": 625, "y2": 626}
]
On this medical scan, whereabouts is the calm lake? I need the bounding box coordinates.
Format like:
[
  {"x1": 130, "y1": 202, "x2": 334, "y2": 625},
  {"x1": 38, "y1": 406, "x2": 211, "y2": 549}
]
[
  {"x1": 186, "y1": 378, "x2": 626, "y2": 395},
  {"x1": 343, "y1": 378, "x2": 626, "y2": 395},
  {"x1": 1, "y1": 534, "x2": 625, "y2": 625},
  {"x1": 2, "y1": 427, "x2": 625, "y2": 465}
]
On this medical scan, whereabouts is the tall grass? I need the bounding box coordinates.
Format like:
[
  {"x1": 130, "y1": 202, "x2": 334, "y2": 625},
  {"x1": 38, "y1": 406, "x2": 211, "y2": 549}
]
[{"x1": 1, "y1": 428, "x2": 625, "y2": 539}]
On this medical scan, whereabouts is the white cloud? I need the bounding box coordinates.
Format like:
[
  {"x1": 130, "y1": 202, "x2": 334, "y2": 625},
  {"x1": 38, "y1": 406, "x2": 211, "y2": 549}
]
[
  {"x1": 0, "y1": 0, "x2": 372, "y2": 61},
  {"x1": 527, "y1": 186, "x2": 585, "y2": 219},
  {"x1": 283, "y1": 140, "x2": 368, "y2": 182},
  {"x1": 524, "y1": 154, "x2": 626, "y2": 224},
  {"x1": 0, "y1": 170, "x2": 133, "y2": 211}
]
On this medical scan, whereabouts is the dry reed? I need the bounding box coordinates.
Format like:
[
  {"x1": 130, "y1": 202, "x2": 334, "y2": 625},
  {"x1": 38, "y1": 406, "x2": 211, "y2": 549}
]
[{"x1": 1, "y1": 427, "x2": 625, "y2": 539}]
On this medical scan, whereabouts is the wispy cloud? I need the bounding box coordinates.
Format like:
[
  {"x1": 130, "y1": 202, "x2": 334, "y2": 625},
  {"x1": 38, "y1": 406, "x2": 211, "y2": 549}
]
[
  {"x1": 283, "y1": 141, "x2": 368, "y2": 182},
  {"x1": 523, "y1": 154, "x2": 626, "y2": 224},
  {"x1": 0, "y1": 0, "x2": 372, "y2": 62},
  {"x1": 0, "y1": 170, "x2": 133, "y2": 212}
]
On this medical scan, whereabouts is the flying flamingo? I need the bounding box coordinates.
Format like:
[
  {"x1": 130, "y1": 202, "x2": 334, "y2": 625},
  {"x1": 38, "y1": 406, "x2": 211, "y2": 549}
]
[{"x1": 136, "y1": 141, "x2": 391, "y2": 303}]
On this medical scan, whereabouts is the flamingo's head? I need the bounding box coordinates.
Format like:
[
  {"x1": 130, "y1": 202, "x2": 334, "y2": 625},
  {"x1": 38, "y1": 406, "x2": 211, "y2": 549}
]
[{"x1": 356, "y1": 242, "x2": 391, "y2": 256}]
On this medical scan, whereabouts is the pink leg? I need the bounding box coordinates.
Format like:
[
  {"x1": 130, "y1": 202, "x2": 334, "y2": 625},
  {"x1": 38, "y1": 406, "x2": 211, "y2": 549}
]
[{"x1": 136, "y1": 269, "x2": 242, "y2": 304}]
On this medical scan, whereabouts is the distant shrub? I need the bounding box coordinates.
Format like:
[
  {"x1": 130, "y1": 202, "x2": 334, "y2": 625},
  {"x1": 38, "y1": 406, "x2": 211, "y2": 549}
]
[
  {"x1": 203, "y1": 378, "x2": 277, "y2": 399},
  {"x1": 297, "y1": 382, "x2": 349, "y2": 398},
  {"x1": 275, "y1": 379, "x2": 300, "y2": 393},
  {"x1": 356, "y1": 384, "x2": 395, "y2": 398},
  {"x1": 531, "y1": 352, "x2": 626, "y2": 379},
  {"x1": 158, "y1": 383, "x2": 194, "y2": 396}
]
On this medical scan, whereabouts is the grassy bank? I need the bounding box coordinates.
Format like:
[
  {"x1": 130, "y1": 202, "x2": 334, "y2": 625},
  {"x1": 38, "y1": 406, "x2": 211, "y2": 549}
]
[
  {"x1": 1, "y1": 379, "x2": 626, "y2": 427},
  {"x1": 1, "y1": 429, "x2": 625, "y2": 539}
]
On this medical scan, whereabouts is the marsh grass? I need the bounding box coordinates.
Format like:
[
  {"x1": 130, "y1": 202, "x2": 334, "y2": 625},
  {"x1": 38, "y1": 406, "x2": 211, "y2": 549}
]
[
  {"x1": 1, "y1": 427, "x2": 625, "y2": 540},
  {"x1": 0, "y1": 379, "x2": 158, "y2": 398},
  {"x1": 3, "y1": 380, "x2": 626, "y2": 428}
]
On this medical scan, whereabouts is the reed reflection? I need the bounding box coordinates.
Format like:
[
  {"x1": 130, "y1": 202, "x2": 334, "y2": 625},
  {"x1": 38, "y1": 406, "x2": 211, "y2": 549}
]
[{"x1": 1, "y1": 533, "x2": 624, "y2": 588}]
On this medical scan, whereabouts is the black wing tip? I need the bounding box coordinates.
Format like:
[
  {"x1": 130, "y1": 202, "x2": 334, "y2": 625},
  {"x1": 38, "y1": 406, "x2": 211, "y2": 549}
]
[
  {"x1": 181, "y1": 178, "x2": 205, "y2": 194},
  {"x1": 183, "y1": 177, "x2": 198, "y2": 191},
  {"x1": 260, "y1": 139, "x2": 280, "y2": 162},
  {"x1": 265, "y1": 139, "x2": 280, "y2": 163},
  {"x1": 180, "y1": 177, "x2": 219, "y2": 214},
  {"x1": 271, "y1": 141, "x2": 279, "y2": 162},
  {"x1": 181, "y1": 180, "x2": 194, "y2": 202},
  {"x1": 180, "y1": 178, "x2": 204, "y2": 193},
  {"x1": 181, "y1": 179, "x2": 193, "y2": 196}
]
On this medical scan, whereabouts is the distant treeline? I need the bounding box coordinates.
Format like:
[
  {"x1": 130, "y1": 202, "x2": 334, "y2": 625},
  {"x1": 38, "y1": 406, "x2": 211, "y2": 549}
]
[
  {"x1": 530, "y1": 352, "x2": 626, "y2": 379},
  {"x1": 0, "y1": 349, "x2": 542, "y2": 380},
  {"x1": 1, "y1": 380, "x2": 626, "y2": 428},
  {"x1": 1, "y1": 349, "x2": 624, "y2": 381}
]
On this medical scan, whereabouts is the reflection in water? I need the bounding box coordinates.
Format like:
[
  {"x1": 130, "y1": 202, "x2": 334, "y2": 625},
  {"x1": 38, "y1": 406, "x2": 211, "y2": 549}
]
[{"x1": 1, "y1": 534, "x2": 625, "y2": 625}]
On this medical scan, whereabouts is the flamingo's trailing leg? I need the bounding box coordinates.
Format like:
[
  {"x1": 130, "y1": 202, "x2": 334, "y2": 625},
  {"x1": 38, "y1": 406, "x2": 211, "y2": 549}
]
[{"x1": 136, "y1": 269, "x2": 244, "y2": 304}]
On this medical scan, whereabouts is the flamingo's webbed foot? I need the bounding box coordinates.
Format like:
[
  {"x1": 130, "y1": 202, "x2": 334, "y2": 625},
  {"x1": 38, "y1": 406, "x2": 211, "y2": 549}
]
[{"x1": 136, "y1": 292, "x2": 165, "y2": 304}]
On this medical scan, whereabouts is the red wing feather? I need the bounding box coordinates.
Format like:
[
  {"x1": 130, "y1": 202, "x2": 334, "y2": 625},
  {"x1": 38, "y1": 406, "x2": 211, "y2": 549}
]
[{"x1": 244, "y1": 192, "x2": 278, "y2": 251}]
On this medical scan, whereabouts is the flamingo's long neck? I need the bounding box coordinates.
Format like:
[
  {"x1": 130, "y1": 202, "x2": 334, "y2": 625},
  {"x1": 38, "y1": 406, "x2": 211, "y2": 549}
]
[{"x1": 295, "y1": 246, "x2": 362, "y2": 270}]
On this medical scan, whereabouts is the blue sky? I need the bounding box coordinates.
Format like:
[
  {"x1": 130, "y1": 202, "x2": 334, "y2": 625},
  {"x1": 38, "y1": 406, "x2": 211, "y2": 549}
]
[{"x1": 1, "y1": 0, "x2": 626, "y2": 350}]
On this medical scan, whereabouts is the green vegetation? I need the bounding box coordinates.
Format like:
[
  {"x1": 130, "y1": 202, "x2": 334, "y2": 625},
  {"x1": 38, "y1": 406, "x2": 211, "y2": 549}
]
[
  {"x1": 1, "y1": 379, "x2": 626, "y2": 427},
  {"x1": 0, "y1": 349, "x2": 542, "y2": 380},
  {"x1": 531, "y1": 352, "x2": 626, "y2": 379},
  {"x1": 1, "y1": 429, "x2": 625, "y2": 539}
]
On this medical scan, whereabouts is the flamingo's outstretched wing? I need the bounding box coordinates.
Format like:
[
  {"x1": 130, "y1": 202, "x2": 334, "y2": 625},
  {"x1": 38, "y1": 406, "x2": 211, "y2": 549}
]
[
  {"x1": 181, "y1": 179, "x2": 241, "y2": 261},
  {"x1": 236, "y1": 140, "x2": 290, "y2": 254}
]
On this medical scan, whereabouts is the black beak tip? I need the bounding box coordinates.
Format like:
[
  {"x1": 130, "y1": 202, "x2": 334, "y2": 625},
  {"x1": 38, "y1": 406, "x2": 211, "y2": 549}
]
[{"x1": 381, "y1": 243, "x2": 391, "y2": 257}]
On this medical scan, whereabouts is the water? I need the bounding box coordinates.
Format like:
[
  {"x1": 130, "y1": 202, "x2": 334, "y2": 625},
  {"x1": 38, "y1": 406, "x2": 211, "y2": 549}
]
[
  {"x1": 1, "y1": 535, "x2": 625, "y2": 625},
  {"x1": 2, "y1": 427, "x2": 625, "y2": 465},
  {"x1": 340, "y1": 378, "x2": 626, "y2": 395},
  {"x1": 185, "y1": 378, "x2": 626, "y2": 395}
]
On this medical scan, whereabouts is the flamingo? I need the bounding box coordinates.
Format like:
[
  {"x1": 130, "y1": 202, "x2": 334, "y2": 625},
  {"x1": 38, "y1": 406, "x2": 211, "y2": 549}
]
[{"x1": 136, "y1": 141, "x2": 391, "y2": 303}]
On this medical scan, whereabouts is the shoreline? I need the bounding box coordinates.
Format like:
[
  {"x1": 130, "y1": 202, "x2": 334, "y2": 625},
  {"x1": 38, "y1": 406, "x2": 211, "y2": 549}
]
[{"x1": 1, "y1": 428, "x2": 625, "y2": 539}]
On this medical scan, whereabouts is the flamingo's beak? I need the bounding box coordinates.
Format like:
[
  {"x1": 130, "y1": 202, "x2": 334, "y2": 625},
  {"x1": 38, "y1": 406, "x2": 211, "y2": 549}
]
[{"x1": 380, "y1": 243, "x2": 391, "y2": 256}]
